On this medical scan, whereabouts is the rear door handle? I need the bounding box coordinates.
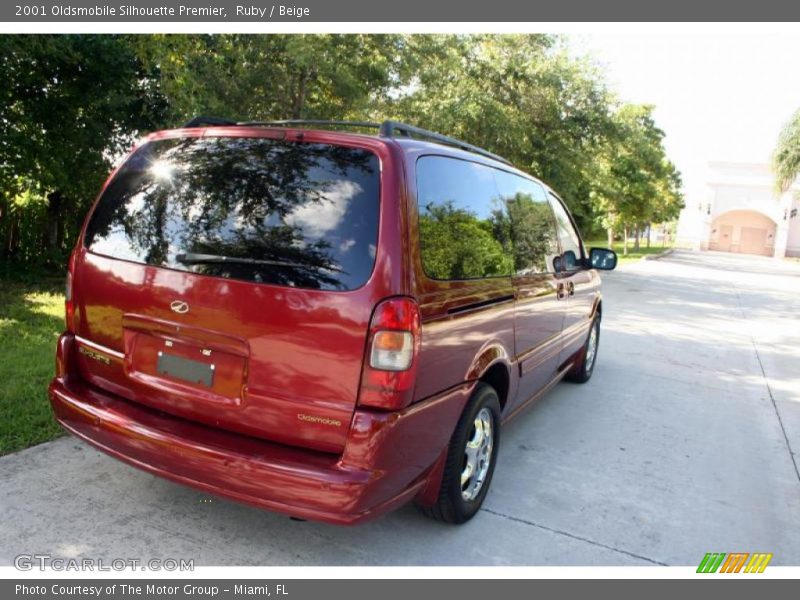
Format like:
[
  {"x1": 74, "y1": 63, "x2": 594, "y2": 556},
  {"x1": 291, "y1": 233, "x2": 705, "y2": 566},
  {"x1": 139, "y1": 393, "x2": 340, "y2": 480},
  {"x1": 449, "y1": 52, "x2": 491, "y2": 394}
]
[{"x1": 568, "y1": 281, "x2": 575, "y2": 296}]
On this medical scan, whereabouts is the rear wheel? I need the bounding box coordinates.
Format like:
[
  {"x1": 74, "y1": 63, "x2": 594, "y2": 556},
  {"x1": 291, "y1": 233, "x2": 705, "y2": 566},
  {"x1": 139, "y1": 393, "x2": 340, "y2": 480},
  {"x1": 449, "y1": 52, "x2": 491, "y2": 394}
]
[
  {"x1": 419, "y1": 383, "x2": 501, "y2": 524},
  {"x1": 566, "y1": 315, "x2": 600, "y2": 383}
]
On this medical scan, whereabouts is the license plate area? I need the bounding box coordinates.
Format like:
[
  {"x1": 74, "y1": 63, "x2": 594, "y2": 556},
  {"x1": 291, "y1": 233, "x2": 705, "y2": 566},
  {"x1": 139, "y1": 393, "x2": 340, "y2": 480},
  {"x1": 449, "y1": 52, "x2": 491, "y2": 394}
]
[
  {"x1": 122, "y1": 320, "x2": 247, "y2": 407},
  {"x1": 157, "y1": 351, "x2": 214, "y2": 387}
]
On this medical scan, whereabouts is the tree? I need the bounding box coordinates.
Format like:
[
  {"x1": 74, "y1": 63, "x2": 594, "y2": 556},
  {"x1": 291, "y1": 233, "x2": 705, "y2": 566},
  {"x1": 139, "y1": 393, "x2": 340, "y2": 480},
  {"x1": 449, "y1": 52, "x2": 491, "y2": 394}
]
[
  {"x1": 0, "y1": 35, "x2": 166, "y2": 266},
  {"x1": 648, "y1": 161, "x2": 684, "y2": 246},
  {"x1": 385, "y1": 35, "x2": 616, "y2": 233},
  {"x1": 134, "y1": 34, "x2": 409, "y2": 122},
  {"x1": 589, "y1": 104, "x2": 683, "y2": 254},
  {"x1": 772, "y1": 108, "x2": 800, "y2": 193}
]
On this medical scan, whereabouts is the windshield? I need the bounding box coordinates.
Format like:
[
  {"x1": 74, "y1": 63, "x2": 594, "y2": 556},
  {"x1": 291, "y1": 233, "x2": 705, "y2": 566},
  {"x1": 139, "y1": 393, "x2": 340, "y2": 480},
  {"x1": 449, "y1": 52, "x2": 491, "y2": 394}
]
[{"x1": 84, "y1": 136, "x2": 381, "y2": 290}]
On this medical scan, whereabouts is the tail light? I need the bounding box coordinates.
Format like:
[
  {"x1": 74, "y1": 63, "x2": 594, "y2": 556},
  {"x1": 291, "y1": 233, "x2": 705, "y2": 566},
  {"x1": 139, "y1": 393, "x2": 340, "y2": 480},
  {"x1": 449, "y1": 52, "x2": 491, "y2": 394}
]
[
  {"x1": 65, "y1": 270, "x2": 75, "y2": 331},
  {"x1": 358, "y1": 297, "x2": 421, "y2": 410}
]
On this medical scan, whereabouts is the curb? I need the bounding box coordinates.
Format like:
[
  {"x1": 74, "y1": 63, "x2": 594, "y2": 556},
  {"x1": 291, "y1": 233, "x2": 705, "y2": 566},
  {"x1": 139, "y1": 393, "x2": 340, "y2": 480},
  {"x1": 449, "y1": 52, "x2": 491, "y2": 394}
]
[{"x1": 643, "y1": 248, "x2": 675, "y2": 261}]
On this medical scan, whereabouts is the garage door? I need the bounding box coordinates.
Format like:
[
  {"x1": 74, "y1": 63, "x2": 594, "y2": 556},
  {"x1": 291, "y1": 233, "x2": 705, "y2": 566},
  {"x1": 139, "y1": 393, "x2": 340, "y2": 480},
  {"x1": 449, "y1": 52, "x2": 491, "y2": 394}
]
[{"x1": 739, "y1": 227, "x2": 769, "y2": 256}]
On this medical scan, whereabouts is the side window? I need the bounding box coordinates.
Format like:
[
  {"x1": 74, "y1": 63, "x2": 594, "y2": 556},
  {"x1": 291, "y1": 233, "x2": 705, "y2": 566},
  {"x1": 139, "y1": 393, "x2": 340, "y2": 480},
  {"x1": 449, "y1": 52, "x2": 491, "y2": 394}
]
[
  {"x1": 493, "y1": 171, "x2": 560, "y2": 275},
  {"x1": 416, "y1": 156, "x2": 513, "y2": 280},
  {"x1": 548, "y1": 192, "x2": 584, "y2": 271}
]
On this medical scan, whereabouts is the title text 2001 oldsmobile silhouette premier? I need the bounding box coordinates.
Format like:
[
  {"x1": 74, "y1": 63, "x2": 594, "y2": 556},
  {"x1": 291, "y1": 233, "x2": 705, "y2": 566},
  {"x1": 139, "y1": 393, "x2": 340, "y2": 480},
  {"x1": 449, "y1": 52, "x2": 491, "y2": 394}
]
[{"x1": 49, "y1": 118, "x2": 617, "y2": 524}]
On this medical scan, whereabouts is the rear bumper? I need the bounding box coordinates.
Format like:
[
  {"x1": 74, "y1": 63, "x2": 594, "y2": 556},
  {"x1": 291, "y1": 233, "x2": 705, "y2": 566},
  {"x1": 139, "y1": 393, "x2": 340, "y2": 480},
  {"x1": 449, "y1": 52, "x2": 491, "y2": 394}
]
[{"x1": 49, "y1": 333, "x2": 470, "y2": 525}]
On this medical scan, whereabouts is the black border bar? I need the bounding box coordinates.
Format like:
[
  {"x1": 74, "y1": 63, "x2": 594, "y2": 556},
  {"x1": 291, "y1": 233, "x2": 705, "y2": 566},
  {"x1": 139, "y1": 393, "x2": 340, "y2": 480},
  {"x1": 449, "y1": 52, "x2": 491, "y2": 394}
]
[{"x1": 3, "y1": 0, "x2": 800, "y2": 22}]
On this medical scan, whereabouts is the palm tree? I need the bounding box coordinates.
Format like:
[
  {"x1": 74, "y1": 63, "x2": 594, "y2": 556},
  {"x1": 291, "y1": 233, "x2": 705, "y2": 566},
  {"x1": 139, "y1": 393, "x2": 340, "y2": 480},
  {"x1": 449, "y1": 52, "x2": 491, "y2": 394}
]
[{"x1": 772, "y1": 108, "x2": 800, "y2": 193}]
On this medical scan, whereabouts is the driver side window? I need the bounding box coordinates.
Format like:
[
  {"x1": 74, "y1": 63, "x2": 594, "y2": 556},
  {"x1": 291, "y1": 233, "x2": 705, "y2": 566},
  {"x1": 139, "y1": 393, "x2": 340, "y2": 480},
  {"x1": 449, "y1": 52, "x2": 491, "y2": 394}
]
[{"x1": 548, "y1": 192, "x2": 584, "y2": 271}]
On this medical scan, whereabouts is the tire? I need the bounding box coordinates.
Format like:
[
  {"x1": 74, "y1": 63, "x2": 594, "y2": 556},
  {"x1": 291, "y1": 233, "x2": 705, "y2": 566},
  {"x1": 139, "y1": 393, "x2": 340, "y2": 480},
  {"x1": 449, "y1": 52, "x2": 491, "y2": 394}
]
[
  {"x1": 566, "y1": 315, "x2": 600, "y2": 384},
  {"x1": 419, "y1": 383, "x2": 501, "y2": 524}
]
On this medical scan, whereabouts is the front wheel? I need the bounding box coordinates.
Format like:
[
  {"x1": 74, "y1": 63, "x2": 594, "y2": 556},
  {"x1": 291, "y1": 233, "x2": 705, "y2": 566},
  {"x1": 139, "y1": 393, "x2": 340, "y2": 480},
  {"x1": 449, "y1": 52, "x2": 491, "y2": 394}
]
[
  {"x1": 419, "y1": 383, "x2": 501, "y2": 524},
  {"x1": 566, "y1": 315, "x2": 600, "y2": 383}
]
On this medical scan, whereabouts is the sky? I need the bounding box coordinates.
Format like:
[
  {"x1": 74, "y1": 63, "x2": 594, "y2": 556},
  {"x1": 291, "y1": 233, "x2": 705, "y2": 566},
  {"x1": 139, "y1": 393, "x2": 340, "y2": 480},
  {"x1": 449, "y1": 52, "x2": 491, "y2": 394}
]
[{"x1": 573, "y1": 33, "x2": 800, "y2": 202}]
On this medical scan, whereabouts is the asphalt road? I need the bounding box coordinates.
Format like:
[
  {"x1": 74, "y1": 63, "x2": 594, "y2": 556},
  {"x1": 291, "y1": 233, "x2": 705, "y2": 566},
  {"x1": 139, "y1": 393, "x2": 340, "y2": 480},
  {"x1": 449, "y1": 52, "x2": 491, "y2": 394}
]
[{"x1": 1, "y1": 249, "x2": 799, "y2": 566}]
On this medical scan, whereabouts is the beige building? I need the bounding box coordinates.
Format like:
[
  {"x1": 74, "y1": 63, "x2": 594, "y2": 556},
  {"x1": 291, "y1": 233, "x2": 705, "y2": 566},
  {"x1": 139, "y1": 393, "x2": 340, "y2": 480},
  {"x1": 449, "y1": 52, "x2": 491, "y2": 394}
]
[{"x1": 677, "y1": 162, "x2": 800, "y2": 258}]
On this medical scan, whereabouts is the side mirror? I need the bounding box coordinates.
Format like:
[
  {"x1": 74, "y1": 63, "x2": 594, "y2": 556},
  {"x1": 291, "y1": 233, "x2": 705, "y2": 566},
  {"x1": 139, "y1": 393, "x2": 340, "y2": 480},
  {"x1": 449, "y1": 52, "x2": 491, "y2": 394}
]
[{"x1": 589, "y1": 247, "x2": 617, "y2": 271}]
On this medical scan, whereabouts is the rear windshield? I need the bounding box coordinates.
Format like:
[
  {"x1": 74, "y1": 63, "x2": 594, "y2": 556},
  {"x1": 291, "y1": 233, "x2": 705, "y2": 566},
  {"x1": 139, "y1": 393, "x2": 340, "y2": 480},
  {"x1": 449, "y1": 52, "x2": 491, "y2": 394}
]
[{"x1": 84, "y1": 136, "x2": 380, "y2": 291}]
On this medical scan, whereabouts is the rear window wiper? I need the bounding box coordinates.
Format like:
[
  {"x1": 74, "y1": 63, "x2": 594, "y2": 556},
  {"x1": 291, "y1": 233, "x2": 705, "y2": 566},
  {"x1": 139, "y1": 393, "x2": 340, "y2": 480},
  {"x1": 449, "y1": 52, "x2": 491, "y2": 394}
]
[{"x1": 176, "y1": 252, "x2": 341, "y2": 272}]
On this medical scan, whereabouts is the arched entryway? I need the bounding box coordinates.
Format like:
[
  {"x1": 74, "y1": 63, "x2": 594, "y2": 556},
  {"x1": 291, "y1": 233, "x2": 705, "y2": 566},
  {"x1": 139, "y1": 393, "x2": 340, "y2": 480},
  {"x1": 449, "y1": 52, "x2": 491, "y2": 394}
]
[{"x1": 708, "y1": 210, "x2": 777, "y2": 256}]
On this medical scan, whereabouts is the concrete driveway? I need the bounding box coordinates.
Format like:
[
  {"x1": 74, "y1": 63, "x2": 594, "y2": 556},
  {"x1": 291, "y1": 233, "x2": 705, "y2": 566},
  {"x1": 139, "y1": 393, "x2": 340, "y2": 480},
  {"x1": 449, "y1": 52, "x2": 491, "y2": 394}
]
[{"x1": 1, "y1": 250, "x2": 799, "y2": 566}]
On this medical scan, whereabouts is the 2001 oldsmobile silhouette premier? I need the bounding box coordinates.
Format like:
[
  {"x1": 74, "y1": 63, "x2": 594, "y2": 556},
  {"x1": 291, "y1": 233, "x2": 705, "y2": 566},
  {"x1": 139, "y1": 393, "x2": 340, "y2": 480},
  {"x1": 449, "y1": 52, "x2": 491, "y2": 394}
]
[{"x1": 49, "y1": 118, "x2": 617, "y2": 525}]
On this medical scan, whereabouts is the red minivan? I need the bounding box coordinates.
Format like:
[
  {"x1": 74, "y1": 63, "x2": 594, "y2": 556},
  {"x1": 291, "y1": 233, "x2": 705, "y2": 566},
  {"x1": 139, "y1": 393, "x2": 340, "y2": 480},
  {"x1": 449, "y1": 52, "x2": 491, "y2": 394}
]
[{"x1": 49, "y1": 119, "x2": 617, "y2": 524}]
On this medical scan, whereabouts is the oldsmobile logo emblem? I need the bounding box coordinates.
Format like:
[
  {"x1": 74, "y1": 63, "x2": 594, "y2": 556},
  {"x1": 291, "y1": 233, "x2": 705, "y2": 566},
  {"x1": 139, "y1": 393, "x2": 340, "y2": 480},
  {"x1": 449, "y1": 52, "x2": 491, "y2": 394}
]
[
  {"x1": 78, "y1": 345, "x2": 111, "y2": 366},
  {"x1": 297, "y1": 413, "x2": 342, "y2": 427},
  {"x1": 170, "y1": 300, "x2": 190, "y2": 314}
]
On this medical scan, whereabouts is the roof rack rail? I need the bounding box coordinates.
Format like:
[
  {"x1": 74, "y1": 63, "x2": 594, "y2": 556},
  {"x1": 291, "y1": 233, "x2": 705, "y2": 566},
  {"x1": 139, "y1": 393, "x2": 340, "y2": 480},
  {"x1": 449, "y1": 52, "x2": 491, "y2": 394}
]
[
  {"x1": 180, "y1": 117, "x2": 511, "y2": 166},
  {"x1": 379, "y1": 120, "x2": 513, "y2": 166},
  {"x1": 237, "y1": 119, "x2": 381, "y2": 129},
  {"x1": 183, "y1": 116, "x2": 238, "y2": 128}
]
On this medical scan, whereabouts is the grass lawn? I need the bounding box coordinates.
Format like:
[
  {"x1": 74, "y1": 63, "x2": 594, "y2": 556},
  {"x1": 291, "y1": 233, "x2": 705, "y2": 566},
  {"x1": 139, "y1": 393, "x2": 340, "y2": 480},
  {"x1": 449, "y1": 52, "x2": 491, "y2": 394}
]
[
  {"x1": 586, "y1": 239, "x2": 674, "y2": 263},
  {"x1": 0, "y1": 279, "x2": 65, "y2": 455}
]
